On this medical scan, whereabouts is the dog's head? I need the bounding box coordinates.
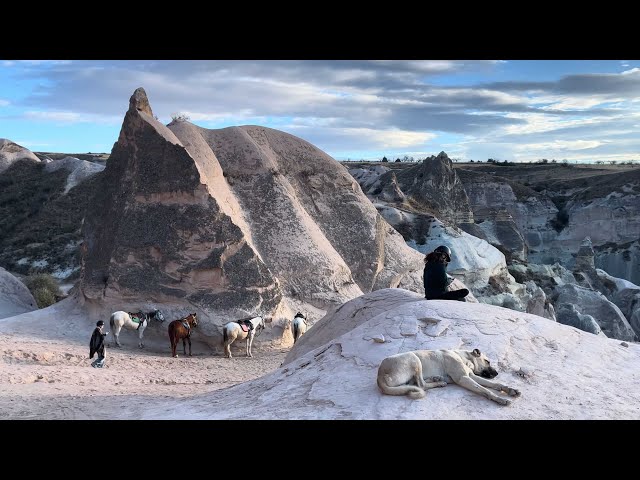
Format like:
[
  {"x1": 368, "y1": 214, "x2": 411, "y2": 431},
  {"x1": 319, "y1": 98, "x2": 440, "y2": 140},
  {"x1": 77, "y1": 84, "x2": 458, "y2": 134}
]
[{"x1": 470, "y1": 348, "x2": 498, "y2": 378}]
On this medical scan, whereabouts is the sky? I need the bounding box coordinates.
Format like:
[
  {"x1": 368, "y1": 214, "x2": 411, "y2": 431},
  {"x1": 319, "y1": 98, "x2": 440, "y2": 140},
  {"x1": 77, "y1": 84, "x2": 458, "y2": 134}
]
[{"x1": 1, "y1": 59, "x2": 639, "y2": 163}]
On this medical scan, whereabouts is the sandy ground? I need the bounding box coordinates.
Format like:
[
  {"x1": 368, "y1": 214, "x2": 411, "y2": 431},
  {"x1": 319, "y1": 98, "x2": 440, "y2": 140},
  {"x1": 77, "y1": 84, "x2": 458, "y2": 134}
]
[{"x1": 0, "y1": 298, "x2": 289, "y2": 419}]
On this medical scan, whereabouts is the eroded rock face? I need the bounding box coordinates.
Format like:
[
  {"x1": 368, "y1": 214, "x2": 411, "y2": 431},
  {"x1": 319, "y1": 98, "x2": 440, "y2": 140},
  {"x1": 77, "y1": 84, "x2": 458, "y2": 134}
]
[
  {"x1": 556, "y1": 303, "x2": 603, "y2": 336},
  {"x1": 170, "y1": 123, "x2": 425, "y2": 303},
  {"x1": 595, "y1": 240, "x2": 640, "y2": 286},
  {"x1": 0, "y1": 267, "x2": 37, "y2": 319},
  {"x1": 80, "y1": 88, "x2": 284, "y2": 326},
  {"x1": 0, "y1": 139, "x2": 41, "y2": 174},
  {"x1": 80, "y1": 88, "x2": 427, "y2": 337},
  {"x1": 595, "y1": 268, "x2": 640, "y2": 337},
  {"x1": 554, "y1": 283, "x2": 636, "y2": 341},
  {"x1": 457, "y1": 168, "x2": 558, "y2": 264}
]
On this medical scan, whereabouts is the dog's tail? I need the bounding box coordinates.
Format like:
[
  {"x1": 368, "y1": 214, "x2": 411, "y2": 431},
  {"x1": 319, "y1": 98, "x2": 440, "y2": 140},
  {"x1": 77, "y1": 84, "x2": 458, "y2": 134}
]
[{"x1": 377, "y1": 375, "x2": 426, "y2": 399}]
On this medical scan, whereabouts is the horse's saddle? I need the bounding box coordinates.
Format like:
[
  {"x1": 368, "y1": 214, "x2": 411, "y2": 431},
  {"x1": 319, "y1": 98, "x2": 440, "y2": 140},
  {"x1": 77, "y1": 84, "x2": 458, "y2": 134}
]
[
  {"x1": 237, "y1": 318, "x2": 254, "y2": 333},
  {"x1": 128, "y1": 312, "x2": 147, "y2": 330}
]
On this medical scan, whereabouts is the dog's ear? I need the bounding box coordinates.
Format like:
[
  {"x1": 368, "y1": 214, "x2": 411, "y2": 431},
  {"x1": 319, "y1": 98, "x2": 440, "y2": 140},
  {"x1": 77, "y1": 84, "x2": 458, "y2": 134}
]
[{"x1": 472, "y1": 348, "x2": 481, "y2": 357}]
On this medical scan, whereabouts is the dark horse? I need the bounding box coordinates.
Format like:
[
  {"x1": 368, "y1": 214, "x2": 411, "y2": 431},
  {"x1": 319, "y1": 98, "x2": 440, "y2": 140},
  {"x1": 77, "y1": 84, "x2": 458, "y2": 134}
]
[{"x1": 168, "y1": 313, "x2": 198, "y2": 358}]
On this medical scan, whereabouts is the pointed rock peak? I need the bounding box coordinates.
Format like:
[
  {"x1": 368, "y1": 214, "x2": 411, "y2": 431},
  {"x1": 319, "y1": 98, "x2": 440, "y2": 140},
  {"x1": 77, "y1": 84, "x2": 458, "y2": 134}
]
[
  {"x1": 437, "y1": 151, "x2": 450, "y2": 159},
  {"x1": 129, "y1": 87, "x2": 153, "y2": 116},
  {"x1": 581, "y1": 237, "x2": 592, "y2": 247}
]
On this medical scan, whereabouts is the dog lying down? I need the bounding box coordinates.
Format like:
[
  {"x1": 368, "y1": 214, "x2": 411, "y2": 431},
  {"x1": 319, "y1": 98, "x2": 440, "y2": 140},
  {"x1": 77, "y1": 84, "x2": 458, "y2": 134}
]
[{"x1": 377, "y1": 348, "x2": 521, "y2": 406}]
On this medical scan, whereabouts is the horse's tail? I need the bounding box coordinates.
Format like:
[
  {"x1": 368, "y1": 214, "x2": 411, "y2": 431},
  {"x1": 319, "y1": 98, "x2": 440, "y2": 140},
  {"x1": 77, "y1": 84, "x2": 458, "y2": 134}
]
[
  {"x1": 223, "y1": 326, "x2": 228, "y2": 344},
  {"x1": 293, "y1": 323, "x2": 299, "y2": 343},
  {"x1": 109, "y1": 313, "x2": 115, "y2": 330}
]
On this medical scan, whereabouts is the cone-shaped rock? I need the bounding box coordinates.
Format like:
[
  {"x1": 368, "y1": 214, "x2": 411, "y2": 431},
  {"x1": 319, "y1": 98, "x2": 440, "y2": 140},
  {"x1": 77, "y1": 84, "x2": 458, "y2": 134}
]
[{"x1": 80, "y1": 88, "x2": 282, "y2": 327}]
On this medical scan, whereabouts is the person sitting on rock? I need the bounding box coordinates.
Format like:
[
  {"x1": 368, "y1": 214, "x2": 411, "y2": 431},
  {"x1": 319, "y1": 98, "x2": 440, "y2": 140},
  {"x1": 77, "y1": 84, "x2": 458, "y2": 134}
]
[{"x1": 423, "y1": 245, "x2": 469, "y2": 301}]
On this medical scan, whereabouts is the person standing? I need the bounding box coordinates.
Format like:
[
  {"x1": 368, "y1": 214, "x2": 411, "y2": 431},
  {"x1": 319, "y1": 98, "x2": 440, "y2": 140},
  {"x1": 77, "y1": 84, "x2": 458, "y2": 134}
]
[
  {"x1": 423, "y1": 245, "x2": 469, "y2": 301},
  {"x1": 89, "y1": 320, "x2": 108, "y2": 368}
]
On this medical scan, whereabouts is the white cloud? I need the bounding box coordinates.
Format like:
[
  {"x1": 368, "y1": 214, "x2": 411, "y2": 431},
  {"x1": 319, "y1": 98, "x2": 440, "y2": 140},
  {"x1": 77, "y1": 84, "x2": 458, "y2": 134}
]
[
  {"x1": 535, "y1": 94, "x2": 624, "y2": 110},
  {"x1": 0, "y1": 99, "x2": 9, "y2": 106},
  {"x1": 23, "y1": 110, "x2": 120, "y2": 125},
  {"x1": 514, "y1": 140, "x2": 604, "y2": 152},
  {"x1": 24, "y1": 111, "x2": 82, "y2": 122}
]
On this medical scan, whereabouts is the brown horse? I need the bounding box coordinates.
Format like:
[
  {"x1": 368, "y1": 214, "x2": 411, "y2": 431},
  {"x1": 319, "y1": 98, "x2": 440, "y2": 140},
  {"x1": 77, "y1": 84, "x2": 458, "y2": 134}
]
[{"x1": 168, "y1": 313, "x2": 198, "y2": 358}]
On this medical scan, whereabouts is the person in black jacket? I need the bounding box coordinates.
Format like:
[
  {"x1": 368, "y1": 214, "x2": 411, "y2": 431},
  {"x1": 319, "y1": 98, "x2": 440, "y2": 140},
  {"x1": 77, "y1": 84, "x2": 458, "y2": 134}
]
[
  {"x1": 89, "y1": 320, "x2": 108, "y2": 368},
  {"x1": 423, "y1": 245, "x2": 469, "y2": 301}
]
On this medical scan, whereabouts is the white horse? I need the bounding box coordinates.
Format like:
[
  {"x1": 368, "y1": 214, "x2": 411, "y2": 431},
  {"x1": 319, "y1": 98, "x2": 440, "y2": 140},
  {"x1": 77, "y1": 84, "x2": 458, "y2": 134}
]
[
  {"x1": 109, "y1": 309, "x2": 165, "y2": 348},
  {"x1": 292, "y1": 312, "x2": 308, "y2": 343},
  {"x1": 222, "y1": 315, "x2": 270, "y2": 358}
]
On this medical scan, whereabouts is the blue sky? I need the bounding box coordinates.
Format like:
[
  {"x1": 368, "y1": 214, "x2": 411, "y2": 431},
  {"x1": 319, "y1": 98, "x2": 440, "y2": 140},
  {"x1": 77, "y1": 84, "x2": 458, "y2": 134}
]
[{"x1": 1, "y1": 60, "x2": 640, "y2": 163}]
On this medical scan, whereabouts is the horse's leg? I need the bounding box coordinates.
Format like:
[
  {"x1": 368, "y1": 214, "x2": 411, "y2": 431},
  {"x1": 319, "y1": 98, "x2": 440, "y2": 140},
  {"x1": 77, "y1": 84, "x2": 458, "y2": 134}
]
[
  {"x1": 247, "y1": 333, "x2": 253, "y2": 358},
  {"x1": 182, "y1": 337, "x2": 187, "y2": 356},
  {"x1": 114, "y1": 329, "x2": 122, "y2": 348},
  {"x1": 224, "y1": 332, "x2": 233, "y2": 359},
  {"x1": 138, "y1": 322, "x2": 146, "y2": 348},
  {"x1": 170, "y1": 333, "x2": 176, "y2": 358},
  {"x1": 187, "y1": 336, "x2": 192, "y2": 357}
]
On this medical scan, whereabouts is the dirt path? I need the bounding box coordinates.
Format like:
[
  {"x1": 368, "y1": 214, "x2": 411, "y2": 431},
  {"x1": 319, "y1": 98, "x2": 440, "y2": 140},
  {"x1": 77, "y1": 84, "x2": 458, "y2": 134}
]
[{"x1": 0, "y1": 332, "x2": 287, "y2": 419}]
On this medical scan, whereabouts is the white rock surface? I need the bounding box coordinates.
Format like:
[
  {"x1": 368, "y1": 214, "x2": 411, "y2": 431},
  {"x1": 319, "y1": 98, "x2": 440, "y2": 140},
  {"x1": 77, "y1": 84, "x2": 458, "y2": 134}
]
[
  {"x1": 140, "y1": 289, "x2": 640, "y2": 419},
  {"x1": 0, "y1": 139, "x2": 41, "y2": 173},
  {"x1": 44, "y1": 156, "x2": 104, "y2": 193},
  {"x1": 0, "y1": 268, "x2": 37, "y2": 319}
]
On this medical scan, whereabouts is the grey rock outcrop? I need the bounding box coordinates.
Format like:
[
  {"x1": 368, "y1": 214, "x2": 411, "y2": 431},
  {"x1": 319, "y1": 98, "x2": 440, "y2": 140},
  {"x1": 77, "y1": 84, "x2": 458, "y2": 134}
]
[
  {"x1": 508, "y1": 262, "x2": 577, "y2": 297},
  {"x1": 595, "y1": 240, "x2": 640, "y2": 285},
  {"x1": 0, "y1": 267, "x2": 37, "y2": 319},
  {"x1": 554, "y1": 283, "x2": 636, "y2": 341},
  {"x1": 0, "y1": 139, "x2": 41, "y2": 174},
  {"x1": 595, "y1": 268, "x2": 640, "y2": 337},
  {"x1": 44, "y1": 156, "x2": 105, "y2": 193},
  {"x1": 457, "y1": 168, "x2": 558, "y2": 264},
  {"x1": 556, "y1": 303, "x2": 603, "y2": 336},
  {"x1": 393, "y1": 152, "x2": 474, "y2": 225}
]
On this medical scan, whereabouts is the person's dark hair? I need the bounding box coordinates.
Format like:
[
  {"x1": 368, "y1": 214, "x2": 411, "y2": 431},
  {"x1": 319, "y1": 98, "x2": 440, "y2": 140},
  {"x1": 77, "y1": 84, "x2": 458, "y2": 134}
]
[{"x1": 96, "y1": 320, "x2": 105, "y2": 327}]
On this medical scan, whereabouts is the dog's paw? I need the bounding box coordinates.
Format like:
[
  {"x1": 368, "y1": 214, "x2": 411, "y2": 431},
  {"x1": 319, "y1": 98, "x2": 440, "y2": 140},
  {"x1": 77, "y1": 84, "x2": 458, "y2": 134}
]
[
  {"x1": 430, "y1": 375, "x2": 445, "y2": 382},
  {"x1": 497, "y1": 397, "x2": 512, "y2": 406},
  {"x1": 506, "y1": 388, "x2": 521, "y2": 397},
  {"x1": 437, "y1": 382, "x2": 448, "y2": 388}
]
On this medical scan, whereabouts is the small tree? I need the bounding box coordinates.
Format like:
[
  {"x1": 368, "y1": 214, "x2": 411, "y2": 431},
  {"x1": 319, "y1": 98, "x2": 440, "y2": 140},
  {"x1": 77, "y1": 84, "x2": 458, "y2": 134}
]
[
  {"x1": 170, "y1": 113, "x2": 191, "y2": 122},
  {"x1": 395, "y1": 158, "x2": 401, "y2": 162},
  {"x1": 23, "y1": 274, "x2": 62, "y2": 308},
  {"x1": 381, "y1": 156, "x2": 389, "y2": 163}
]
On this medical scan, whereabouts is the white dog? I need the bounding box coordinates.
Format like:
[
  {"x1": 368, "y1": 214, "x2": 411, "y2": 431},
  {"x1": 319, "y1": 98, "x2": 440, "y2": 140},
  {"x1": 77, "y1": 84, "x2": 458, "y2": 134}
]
[{"x1": 377, "y1": 348, "x2": 521, "y2": 406}]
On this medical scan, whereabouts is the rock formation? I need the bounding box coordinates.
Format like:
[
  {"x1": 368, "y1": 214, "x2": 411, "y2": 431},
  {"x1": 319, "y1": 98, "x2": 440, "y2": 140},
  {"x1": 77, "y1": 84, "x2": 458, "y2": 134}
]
[
  {"x1": 44, "y1": 156, "x2": 104, "y2": 193},
  {"x1": 79, "y1": 88, "x2": 426, "y2": 338},
  {"x1": 0, "y1": 139, "x2": 41, "y2": 174},
  {"x1": 0, "y1": 267, "x2": 37, "y2": 319}
]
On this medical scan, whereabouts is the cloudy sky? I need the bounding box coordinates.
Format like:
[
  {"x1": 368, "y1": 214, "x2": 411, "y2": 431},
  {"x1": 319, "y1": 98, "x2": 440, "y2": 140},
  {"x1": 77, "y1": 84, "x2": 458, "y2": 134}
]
[{"x1": 1, "y1": 60, "x2": 639, "y2": 163}]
